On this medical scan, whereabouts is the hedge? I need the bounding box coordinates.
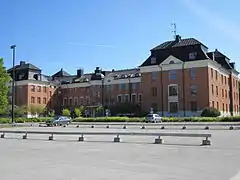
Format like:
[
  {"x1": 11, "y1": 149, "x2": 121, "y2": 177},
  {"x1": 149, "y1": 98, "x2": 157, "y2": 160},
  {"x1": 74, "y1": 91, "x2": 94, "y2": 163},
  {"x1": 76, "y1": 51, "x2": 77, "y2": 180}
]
[{"x1": 1, "y1": 116, "x2": 240, "y2": 124}]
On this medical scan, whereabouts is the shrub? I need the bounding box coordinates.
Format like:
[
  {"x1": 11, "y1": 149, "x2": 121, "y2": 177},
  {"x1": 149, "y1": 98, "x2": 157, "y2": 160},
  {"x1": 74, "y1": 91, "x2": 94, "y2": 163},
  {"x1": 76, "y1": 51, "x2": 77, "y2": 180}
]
[
  {"x1": 62, "y1": 108, "x2": 71, "y2": 117},
  {"x1": 74, "y1": 107, "x2": 82, "y2": 118},
  {"x1": 201, "y1": 107, "x2": 221, "y2": 117}
]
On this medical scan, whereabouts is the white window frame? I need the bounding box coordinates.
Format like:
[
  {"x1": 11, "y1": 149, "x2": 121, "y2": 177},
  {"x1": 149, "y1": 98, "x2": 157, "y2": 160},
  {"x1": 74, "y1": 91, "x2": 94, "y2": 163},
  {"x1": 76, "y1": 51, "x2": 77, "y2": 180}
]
[
  {"x1": 168, "y1": 102, "x2": 179, "y2": 113},
  {"x1": 168, "y1": 84, "x2": 178, "y2": 97},
  {"x1": 117, "y1": 94, "x2": 122, "y2": 103},
  {"x1": 131, "y1": 93, "x2": 137, "y2": 103}
]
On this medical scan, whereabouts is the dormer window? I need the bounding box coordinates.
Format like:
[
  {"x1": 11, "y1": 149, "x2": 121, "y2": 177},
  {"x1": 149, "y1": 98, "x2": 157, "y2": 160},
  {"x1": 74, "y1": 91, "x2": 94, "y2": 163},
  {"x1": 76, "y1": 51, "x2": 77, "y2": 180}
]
[
  {"x1": 189, "y1": 52, "x2": 197, "y2": 60},
  {"x1": 169, "y1": 60, "x2": 175, "y2": 64},
  {"x1": 150, "y1": 57, "x2": 156, "y2": 64}
]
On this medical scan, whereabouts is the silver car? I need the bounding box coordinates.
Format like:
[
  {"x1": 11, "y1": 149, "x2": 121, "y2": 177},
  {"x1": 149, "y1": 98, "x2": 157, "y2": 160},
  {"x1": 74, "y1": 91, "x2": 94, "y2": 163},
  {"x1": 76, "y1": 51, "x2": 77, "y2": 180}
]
[
  {"x1": 46, "y1": 116, "x2": 72, "y2": 126},
  {"x1": 145, "y1": 114, "x2": 162, "y2": 123}
]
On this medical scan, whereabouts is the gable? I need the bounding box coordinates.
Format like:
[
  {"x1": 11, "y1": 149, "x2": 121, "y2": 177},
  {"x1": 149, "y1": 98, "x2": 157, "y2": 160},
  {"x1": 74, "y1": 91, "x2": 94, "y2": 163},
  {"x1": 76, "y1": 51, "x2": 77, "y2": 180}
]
[{"x1": 160, "y1": 55, "x2": 183, "y2": 65}]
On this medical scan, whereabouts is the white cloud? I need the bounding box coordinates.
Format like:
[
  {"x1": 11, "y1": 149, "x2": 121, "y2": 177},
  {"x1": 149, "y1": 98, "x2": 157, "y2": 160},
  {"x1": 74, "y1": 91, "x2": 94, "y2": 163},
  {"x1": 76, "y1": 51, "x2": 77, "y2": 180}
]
[{"x1": 180, "y1": 0, "x2": 240, "y2": 42}]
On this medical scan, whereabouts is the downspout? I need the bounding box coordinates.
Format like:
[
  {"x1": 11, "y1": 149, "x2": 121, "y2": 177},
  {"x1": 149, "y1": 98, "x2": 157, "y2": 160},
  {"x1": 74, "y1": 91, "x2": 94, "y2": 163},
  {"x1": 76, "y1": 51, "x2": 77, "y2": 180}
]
[
  {"x1": 158, "y1": 65, "x2": 164, "y2": 117},
  {"x1": 182, "y1": 62, "x2": 186, "y2": 117},
  {"x1": 229, "y1": 72, "x2": 234, "y2": 116}
]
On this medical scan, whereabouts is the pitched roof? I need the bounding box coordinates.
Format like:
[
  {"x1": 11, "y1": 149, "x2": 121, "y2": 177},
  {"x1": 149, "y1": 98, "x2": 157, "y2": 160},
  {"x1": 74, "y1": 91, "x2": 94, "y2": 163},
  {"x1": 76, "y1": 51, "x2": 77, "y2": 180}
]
[
  {"x1": 7, "y1": 63, "x2": 41, "y2": 72},
  {"x1": 52, "y1": 68, "x2": 71, "y2": 77},
  {"x1": 151, "y1": 38, "x2": 207, "y2": 51}
]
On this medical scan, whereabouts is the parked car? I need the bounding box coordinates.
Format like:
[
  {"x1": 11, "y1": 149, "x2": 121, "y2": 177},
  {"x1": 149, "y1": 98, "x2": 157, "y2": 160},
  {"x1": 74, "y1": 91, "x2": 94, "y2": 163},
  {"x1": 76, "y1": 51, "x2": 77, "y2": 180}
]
[
  {"x1": 145, "y1": 114, "x2": 162, "y2": 123},
  {"x1": 46, "y1": 116, "x2": 72, "y2": 126}
]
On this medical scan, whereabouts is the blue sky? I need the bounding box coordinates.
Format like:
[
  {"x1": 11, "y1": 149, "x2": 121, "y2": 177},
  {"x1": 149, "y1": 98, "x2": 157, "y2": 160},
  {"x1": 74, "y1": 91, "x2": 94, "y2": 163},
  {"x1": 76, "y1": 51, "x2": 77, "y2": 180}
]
[{"x1": 1, "y1": 0, "x2": 240, "y2": 75}]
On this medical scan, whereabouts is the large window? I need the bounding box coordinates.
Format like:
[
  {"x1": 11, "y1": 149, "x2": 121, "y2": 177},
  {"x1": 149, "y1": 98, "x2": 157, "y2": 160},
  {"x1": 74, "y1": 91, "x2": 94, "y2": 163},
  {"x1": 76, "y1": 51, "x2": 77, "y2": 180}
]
[
  {"x1": 189, "y1": 68, "x2": 196, "y2": 80},
  {"x1": 151, "y1": 72, "x2": 157, "y2": 82},
  {"x1": 43, "y1": 86, "x2": 47, "y2": 93},
  {"x1": 37, "y1": 97, "x2": 41, "y2": 104},
  {"x1": 36, "y1": 86, "x2": 41, "y2": 92},
  {"x1": 117, "y1": 95, "x2": 122, "y2": 103},
  {"x1": 169, "y1": 70, "x2": 177, "y2": 80},
  {"x1": 190, "y1": 85, "x2": 197, "y2": 96},
  {"x1": 31, "y1": 85, "x2": 35, "y2": 92},
  {"x1": 168, "y1": 85, "x2": 178, "y2": 96},
  {"x1": 131, "y1": 94, "x2": 136, "y2": 103},
  {"x1": 151, "y1": 87, "x2": 158, "y2": 97},
  {"x1": 31, "y1": 97, "x2": 35, "y2": 104},
  {"x1": 169, "y1": 102, "x2": 178, "y2": 113},
  {"x1": 216, "y1": 86, "x2": 218, "y2": 96},
  {"x1": 43, "y1": 97, "x2": 47, "y2": 104},
  {"x1": 190, "y1": 101, "x2": 197, "y2": 111}
]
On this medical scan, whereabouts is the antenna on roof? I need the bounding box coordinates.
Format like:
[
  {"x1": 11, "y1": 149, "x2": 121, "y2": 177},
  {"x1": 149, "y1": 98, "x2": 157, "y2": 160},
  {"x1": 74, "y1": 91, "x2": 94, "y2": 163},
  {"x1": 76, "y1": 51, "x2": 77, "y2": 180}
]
[{"x1": 171, "y1": 22, "x2": 177, "y2": 39}]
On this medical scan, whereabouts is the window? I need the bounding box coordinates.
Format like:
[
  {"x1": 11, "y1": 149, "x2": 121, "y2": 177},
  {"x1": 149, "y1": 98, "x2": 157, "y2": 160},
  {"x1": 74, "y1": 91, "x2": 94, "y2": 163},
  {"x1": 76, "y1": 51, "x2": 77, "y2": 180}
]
[
  {"x1": 152, "y1": 87, "x2": 157, "y2": 97},
  {"x1": 225, "y1": 90, "x2": 227, "y2": 98},
  {"x1": 125, "y1": 83, "x2": 129, "y2": 91},
  {"x1": 190, "y1": 101, "x2": 197, "y2": 111},
  {"x1": 212, "y1": 101, "x2": 215, "y2": 108},
  {"x1": 117, "y1": 95, "x2": 122, "y2": 103},
  {"x1": 211, "y1": 68, "x2": 213, "y2": 78},
  {"x1": 234, "y1": 92, "x2": 235, "y2": 100},
  {"x1": 222, "y1": 89, "x2": 224, "y2": 97},
  {"x1": 212, "y1": 85, "x2": 214, "y2": 95},
  {"x1": 190, "y1": 85, "x2": 197, "y2": 96},
  {"x1": 226, "y1": 104, "x2": 228, "y2": 112},
  {"x1": 189, "y1": 52, "x2": 197, "y2": 60},
  {"x1": 36, "y1": 86, "x2": 41, "y2": 92},
  {"x1": 215, "y1": 70, "x2": 218, "y2": 80},
  {"x1": 189, "y1": 68, "x2": 196, "y2": 80},
  {"x1": 217, "y1": 102, "x2": 219, "y2": 110},
  {"x1": 169, "y1": 102, "x2": 178, "y2": 113},
  {"x1": 86, "y1": 97, "x2": 90, "y2": 105},
  {"x1": 151, "y1": 72, "x2": 157, "y2": 82},
  {"x1": 233, "y1": 79, "x2": 235, "y2": 87},
  {"x1": 31, "y1": 85, "x2": 35, "y2": 92},
  {"x1": 138, "y1": 94, "x2": 142, "y2": 102},
  {"x1": 221, "y1": 75, "x2": 223, "y2": 84},
  {"x1": 131, "y1": 94, "x2": 136, "y2": 103},
  {"x1": 118, "y1": 84, "x2": 122, "y2": 91},
  {"x1": 63, "y1": 98, "x2": 67, "y2": 106},
  {"x1": 224, "y1": 76, "x2": 226, "y2": 84},
  {"x1": 124, "y1": 94, "x2": 129, "y2": 102},
  {"x1": 216, "y1": 86, "x2": 218, "y2": 96},
  {"x1": 150, "y1": 57, "x2": 156, "y2": 64},
  {"x1": 110, "y1": 84, "x2": 114, "y2": 92},
  {"x1": 74, "y1": 97, "x2": 78, "y2": 105},
  {"x1": 37, "y1": 97, "x2": 41, "y2": 104},
  {"x1": 43, "y1": 86, "x2": 47, "y2": 93},
  {"x1": 169, "y1": 85, "x2": 178, "y2": 96},
  {"x1": 69, "y1": 98, "x2": 72, "y2": 105},
  {"x1": 43, "y1": 97, "x2": 47, "y2": 104},
  {"x1": 169, "y1": 60, "x2": 175, "y2": 64},
  {"x1": 169, "y1": 70, "x2": 177, "y2": 80},
  {"x1": 31, "y1": 97, "x2": 35, "y2": 104},
  {"x1": 223, "y1": 103, "x2": 225, "y2": 112},
  {"x1": 79, "y1": 97, "x2": 84, "y2": 105},
  {"x1": 132, "y1": 83, "x2": 136, "y2": 91},
  {"x1": 49, "y1": 91, "x2": 52, "y2": 97}
]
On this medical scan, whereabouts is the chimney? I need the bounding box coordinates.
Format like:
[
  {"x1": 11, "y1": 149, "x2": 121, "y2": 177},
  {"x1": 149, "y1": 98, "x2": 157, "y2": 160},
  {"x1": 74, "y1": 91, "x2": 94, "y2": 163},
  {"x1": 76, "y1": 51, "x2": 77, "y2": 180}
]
[
  {"x1": 175, "y1": 35, "x2": 181, "y2": 42},
  {"x1": 20, "y1": 61, "x2": 26, "y2": 65},
  {"x1": 95, "y1": 67, "x2": 101, "y2": 75},
  {"x1": 230, "y1": 62, "x2": 235, "y2": 69},
  {"x1": 77, "y1": 68, "x2": 84, "y2": 78},
  {"x1": 212, "y1": 52, "x2": 215, "y2": 61},
  {"x1": 112, "y1": 69, "x2": 115, "y2": 72}
]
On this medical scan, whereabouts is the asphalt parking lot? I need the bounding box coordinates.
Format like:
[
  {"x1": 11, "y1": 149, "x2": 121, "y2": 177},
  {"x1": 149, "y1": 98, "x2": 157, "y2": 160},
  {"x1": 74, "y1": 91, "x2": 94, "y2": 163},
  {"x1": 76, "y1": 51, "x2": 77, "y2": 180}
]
[{"x1": 0, "y1": 126, "x2": 240, "y2": 180}]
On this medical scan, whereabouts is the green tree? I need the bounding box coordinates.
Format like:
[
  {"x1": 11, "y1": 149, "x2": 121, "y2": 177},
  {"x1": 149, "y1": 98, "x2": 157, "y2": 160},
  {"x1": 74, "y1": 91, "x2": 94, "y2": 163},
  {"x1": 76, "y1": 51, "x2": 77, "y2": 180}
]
[
  {"x1": 74, "y1": 107, "x2": 81, "y2": 117},
  {"x1": 62, "y1": 108, "x2": 71, "y2": 117},
  {"x1": 0, "y1": 58, "x2": 10, "y2": 115},
  {"x1": 15, "y1": 105, "x2": 27, "y2": 117},
  {"x1": 48, "y1": 110, "x2": 55, "y2": 117}
]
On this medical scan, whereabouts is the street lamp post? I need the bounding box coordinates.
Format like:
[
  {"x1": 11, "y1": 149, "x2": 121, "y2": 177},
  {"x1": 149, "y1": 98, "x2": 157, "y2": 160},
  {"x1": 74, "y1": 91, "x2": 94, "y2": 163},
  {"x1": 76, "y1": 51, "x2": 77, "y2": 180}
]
[
  {"x1": 100, "y1": 74, "x2": 105, "y2": 116},
  {"x1": 10, "y1": 45, "x2": 16, "y2": 124},
  {"x1": 127, "y1": 75, "x2": 132, "y2": 103}
]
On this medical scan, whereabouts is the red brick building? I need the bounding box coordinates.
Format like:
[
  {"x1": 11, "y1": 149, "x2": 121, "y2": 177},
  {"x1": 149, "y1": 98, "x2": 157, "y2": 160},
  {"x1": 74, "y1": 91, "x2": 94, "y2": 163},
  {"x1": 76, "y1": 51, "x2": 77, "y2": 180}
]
[{"x1": 7, "y1": 36, "x2": 239, "y2": 117}]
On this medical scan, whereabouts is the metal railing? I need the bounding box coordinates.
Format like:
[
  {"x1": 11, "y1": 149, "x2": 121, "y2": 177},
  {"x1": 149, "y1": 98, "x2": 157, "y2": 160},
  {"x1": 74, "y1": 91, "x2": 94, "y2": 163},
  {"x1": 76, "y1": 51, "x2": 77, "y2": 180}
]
[{"x1": 0, "y1": 130, "x2": 211, "y2": 145}]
